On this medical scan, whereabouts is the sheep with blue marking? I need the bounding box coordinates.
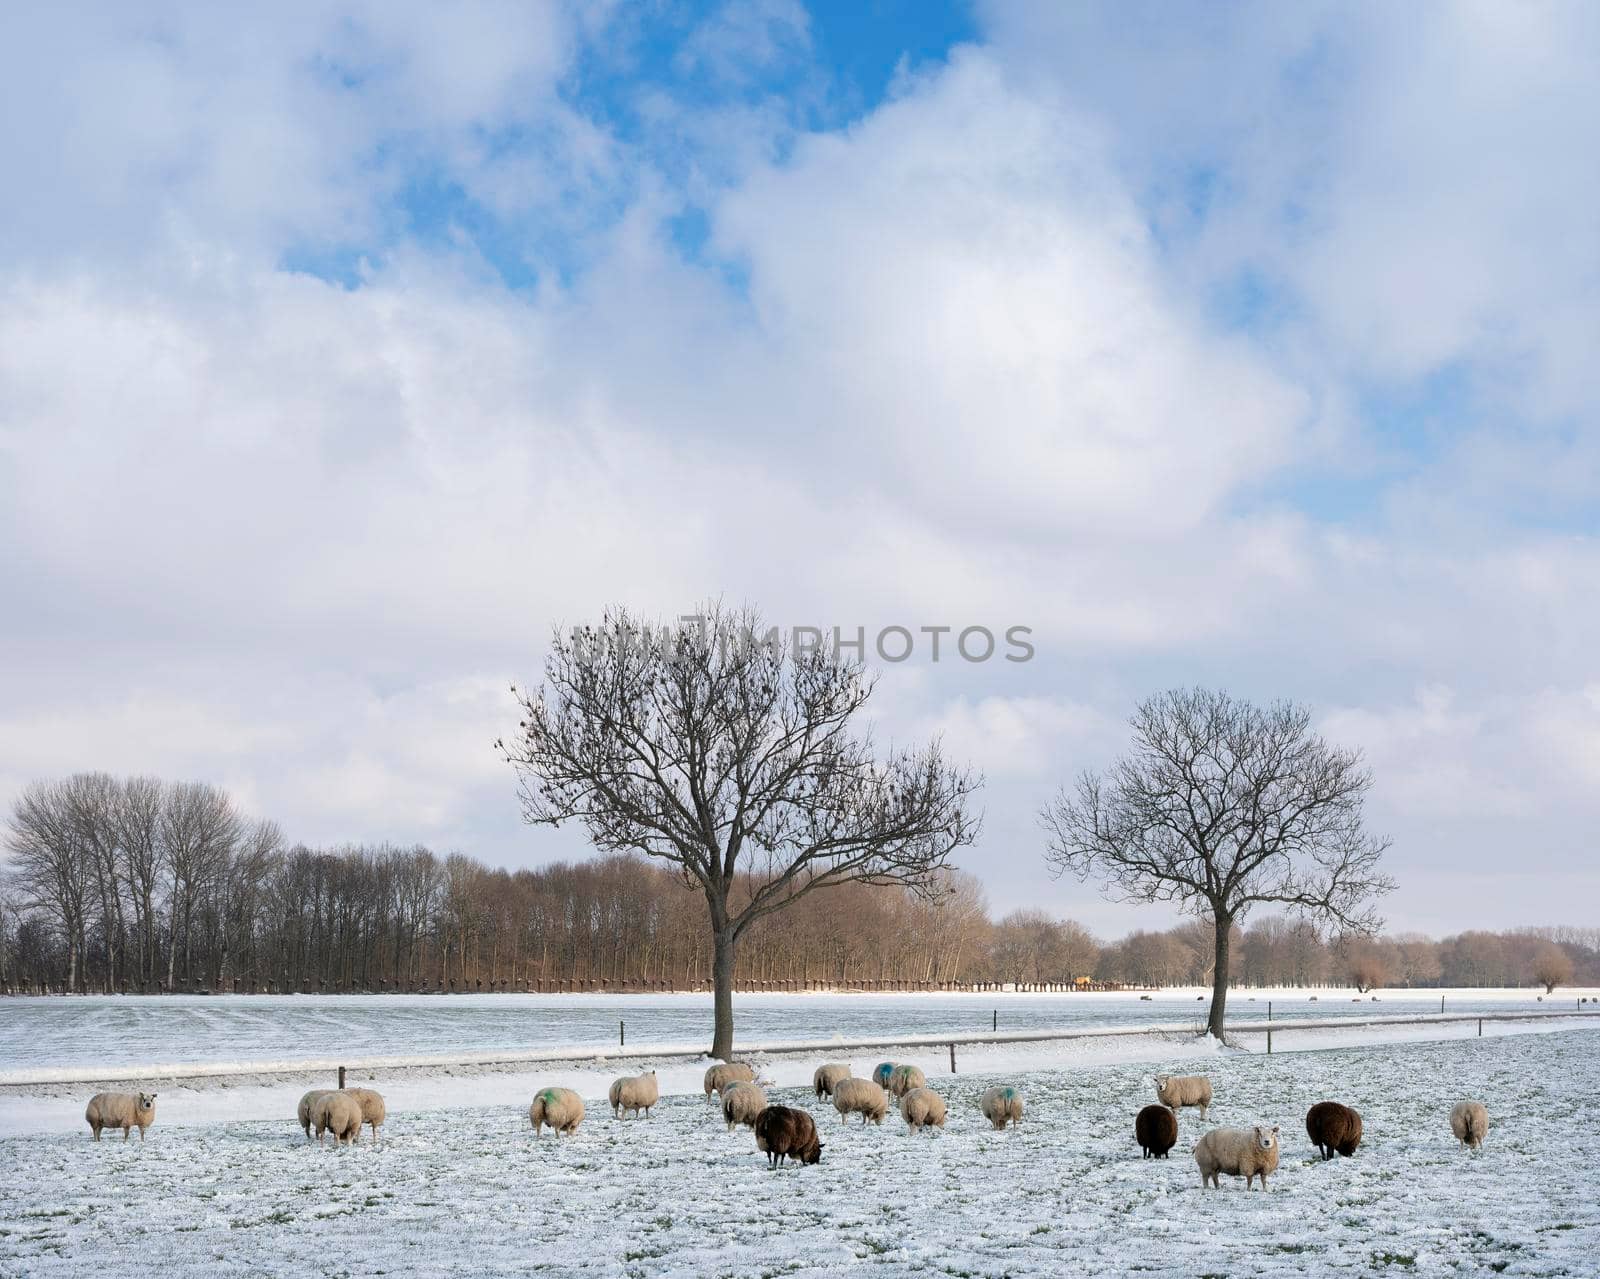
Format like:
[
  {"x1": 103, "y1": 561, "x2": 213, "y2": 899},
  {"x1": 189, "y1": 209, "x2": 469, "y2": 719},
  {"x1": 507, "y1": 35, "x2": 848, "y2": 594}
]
[{"x1": 979, "y1": 1085, "x2": 1023, "y2": 1129}]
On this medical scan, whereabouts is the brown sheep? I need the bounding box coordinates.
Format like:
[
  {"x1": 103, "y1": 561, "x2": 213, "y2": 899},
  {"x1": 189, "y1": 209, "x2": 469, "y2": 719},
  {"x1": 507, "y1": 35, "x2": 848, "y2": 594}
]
[
  {"x1": 297, "y1": 1090, "x2": 332, "y2": 1139},
  {"x1": 1451, "y1": 1100, "x2": 1488, "y2": 1150},
  {"x1": 813, "y1": 1063, "x2": 851, "y2": 1098},
  {"x1": 1305, "y1": 1101, "x2": 1363, "y2": 1160},
  {"x1": 312, "y1": 1092, "x2": 363, "y2": 1145},
  {"x1": 753, "y1": 1105, "x2": 823, "y2": 1168},
  {"x1": 344, "y1": 1087, "x2": 387, "y2": 1142},
  {"x1": 1135, "y1": 1103, "x2": 1178, "y2": 1158},
  {"x1": 85, "y1": 1092, "x2": 157, "y2": 1142}
]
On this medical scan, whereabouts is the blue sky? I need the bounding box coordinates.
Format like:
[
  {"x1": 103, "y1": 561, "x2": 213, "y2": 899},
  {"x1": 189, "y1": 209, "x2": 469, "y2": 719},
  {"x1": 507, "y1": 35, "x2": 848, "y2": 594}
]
[{"x1": 1, "y1": 1, "x2": 1598, "y2": 935}]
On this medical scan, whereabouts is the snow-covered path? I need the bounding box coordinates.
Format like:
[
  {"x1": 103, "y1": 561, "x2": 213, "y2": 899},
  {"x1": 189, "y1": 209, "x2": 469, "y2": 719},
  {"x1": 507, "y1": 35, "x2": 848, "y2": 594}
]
[{"x1": 2, "y1": 1026, "x2": 1595, "y2": 1276}]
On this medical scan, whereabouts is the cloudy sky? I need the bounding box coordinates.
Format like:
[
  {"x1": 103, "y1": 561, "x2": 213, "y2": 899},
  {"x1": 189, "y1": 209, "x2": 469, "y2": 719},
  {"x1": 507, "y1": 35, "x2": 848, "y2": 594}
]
[{"x1": 2, "y1": 1, "x2": 1597, "y2": 937}]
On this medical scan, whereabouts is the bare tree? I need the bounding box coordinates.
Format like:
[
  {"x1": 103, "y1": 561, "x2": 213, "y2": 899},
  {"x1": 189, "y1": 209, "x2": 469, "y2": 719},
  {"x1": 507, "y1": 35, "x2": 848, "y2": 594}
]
[
  {"x1": 499, "y1": 604, "x2": 980, "y2": 1057},
  {"x1": 1532, "y1": 941, "x2": 1574, "y2": 995},
  {"x1": 116, "y1": 776, "x2": 166, "y2": 988},
  {"x1": 160, "y1": 781, "x2": 241, "y2": 989},
  {"x1": 65, "y1": 773, "x2": 126, "y2": 992},
  {"x1": 4, "y1": 780, "x2": 91, "y2": 991},
  {"x1": 1338, "y1": 935, "x2": 1391, "y2": 993},
  {"x1": 1040, "y1": 688, "x2": 1394, "y2": 1039}
]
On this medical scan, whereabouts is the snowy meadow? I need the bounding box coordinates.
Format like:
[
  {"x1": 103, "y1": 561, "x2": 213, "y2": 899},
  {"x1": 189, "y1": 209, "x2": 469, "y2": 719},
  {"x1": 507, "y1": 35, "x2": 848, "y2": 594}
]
[{"x1": 1, "y1": 1010, "x2": 1597, "y2": 1276}]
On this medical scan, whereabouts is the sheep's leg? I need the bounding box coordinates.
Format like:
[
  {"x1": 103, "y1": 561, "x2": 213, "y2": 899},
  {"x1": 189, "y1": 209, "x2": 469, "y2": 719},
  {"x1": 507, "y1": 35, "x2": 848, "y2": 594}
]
[
  {"x1": 90, "y1": 1123, "x2": 100, "y2": 1141},
  {"x1": 123, "y1": 1126, "x2": 131, "y2": 1142}
]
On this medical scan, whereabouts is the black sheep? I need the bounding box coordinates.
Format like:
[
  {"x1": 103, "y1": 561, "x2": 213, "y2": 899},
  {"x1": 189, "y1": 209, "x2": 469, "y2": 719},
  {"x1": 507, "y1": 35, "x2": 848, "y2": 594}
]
[
  {"x1": 1305, "y1": 1100, "x2": 1363, "y2": 1160},
  {"x1": 1135, "y1": 1103, "x2": 1178, "y2": 1158},
  {"x1": 754, "y1": 1105, "x2": 823, "y2": 1168}
]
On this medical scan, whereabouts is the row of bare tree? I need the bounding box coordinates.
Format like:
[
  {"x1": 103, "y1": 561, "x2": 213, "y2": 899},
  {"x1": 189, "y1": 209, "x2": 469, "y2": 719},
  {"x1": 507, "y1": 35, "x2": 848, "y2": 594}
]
[{"x1": 3, "y1": 772, "x2": 1593, "y2": 996}]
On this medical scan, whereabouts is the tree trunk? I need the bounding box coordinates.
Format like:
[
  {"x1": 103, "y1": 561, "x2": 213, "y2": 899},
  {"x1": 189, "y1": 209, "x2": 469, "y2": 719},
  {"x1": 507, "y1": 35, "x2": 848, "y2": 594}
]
[
  {"x1": 1207, "y1": 911, "x2": 1232, "y2": 1040},
  {"x1": 711, "y1": 927, "x2": 736, "y2": 1060}
]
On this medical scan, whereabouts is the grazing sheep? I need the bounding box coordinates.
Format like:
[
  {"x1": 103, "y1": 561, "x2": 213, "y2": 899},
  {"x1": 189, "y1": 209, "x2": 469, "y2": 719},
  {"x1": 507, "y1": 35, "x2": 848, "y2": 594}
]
[
  {"x1": 900, "y1": 1087, "x2": 947, "y2": 1133},
  {"x1": 703, "y1": 1061, "x2": 757, "y2": 1101},
  {"x1": 1155, "y1": 1073, "x2": 1212, "y2": 1121},
  {"x1": 608, "y1": 1070, "x2": 659, "y2": 1119},
  {"x1": 344, "y1": 1087, "x2": 386, "y2": 1142},
  {"x1": 832, "y1": 1077, "x2": 889, "y2": 1126},
  {"x1": 871, "y1": 1062, "x2": 898, "y2": 1089},
  {"x1": 813, "y1": 1063, "x2": 851, "y2": 1098},
  {"x1": 1305, "y1": 1101, "x2": 1363, "y2": 1160},
  {"x1": 529, "y1": 1087, "x2": 585, "y2": 1137},
  {"x1": 887, "y1": 1064, "x2": 927, "y2": 1098},
  {"x1": 754, "y1": 1105, "x2": 823, "y2": 1167},
  {"x1": 721, "y1": 1081, "x2": 767, "y2": 1132},
  {"x1": 1135, "y1": 1104, "x2": 1178, "y2": 1158},
  {"x1": 297, "y1": 1089, "x2": 332, "y2": 1139},
  {"x1": 311, "y1": 1092, "x2": 363, "y2": 1145},
  {"x1": 1194, "y1": 1125, "x2": 1281, "y2": 1190},
  {"x1": 979, "y1": 1086, "x2": 1024, "y2": 1130},
  {"x1": 1450, "y1": 1100, "x2": 1488, "y2": 1150},
  {"x1": 85, "y1": 1092, "x2": 157, "y2": 1142}
]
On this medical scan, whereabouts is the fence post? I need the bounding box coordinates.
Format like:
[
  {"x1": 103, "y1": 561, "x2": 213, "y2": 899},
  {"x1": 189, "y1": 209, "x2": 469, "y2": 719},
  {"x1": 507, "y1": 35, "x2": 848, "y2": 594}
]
[
  {"x1": 620, "y1": 1020, "x2": 625, "y2": 1048},
  {"x1": 338, "y1": 1066, "x2": 345, "y2": 1090},
  {"x1": 1440, "y1": 995, "x2": 1445, "y2": 1013},
  {"x1": 992, "y1": 1009, "x2": 997, "y2": 1033},
  {"x1": 1478, "y1": 1018, "x2": 1482, "y2": 1037},
  {"x1": 949, "y1": 1043, "x2": 956, "y2": 1074},
  {"x1": 1268, "y1": 1001, "x2": 1272, "y2": 1022},
  {"x1": 1267, "y1": 1028, "x2": 1272, "y2": 1055}
]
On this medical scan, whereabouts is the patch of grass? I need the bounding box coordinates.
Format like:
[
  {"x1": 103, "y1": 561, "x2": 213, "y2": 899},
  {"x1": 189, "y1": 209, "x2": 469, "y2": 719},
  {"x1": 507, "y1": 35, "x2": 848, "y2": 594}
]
[{"x1": 1370, "y1": 1252, "x2": 1417, "y2": 1268}]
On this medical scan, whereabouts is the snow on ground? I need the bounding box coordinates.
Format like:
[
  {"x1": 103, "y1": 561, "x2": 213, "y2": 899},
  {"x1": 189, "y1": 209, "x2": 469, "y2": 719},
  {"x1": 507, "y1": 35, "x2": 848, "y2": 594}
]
[
  {"x1": 2, "y1": 1025, "x2": 1597, "y2": 1276},
  {"x1": 4, "y1": 988, "x2": 1593, "y2": 1075}
]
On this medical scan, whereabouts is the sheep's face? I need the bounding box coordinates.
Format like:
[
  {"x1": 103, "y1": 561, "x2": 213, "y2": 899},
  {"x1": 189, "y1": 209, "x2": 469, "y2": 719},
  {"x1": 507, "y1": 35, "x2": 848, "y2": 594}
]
[
  {"x1": 800, "y1": 1140, "x2": 823, "y2": 1165},
  {"x1": 137, "y1": 1093, "x2": 156, "y2": 1113},
  {"x1": 1154, "y1": 1075, "x2": 1170, "y2": 1090},
  {"x1": 1254, "y1": 1125, "x2": 1278, "y2": 1152}
]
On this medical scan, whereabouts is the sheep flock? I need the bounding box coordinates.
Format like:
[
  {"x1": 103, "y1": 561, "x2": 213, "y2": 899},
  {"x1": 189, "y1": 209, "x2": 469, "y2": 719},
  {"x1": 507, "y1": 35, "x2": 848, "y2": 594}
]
[{"x1": 82, "y1": 1062, "x2": 1492, "y2": 1189}]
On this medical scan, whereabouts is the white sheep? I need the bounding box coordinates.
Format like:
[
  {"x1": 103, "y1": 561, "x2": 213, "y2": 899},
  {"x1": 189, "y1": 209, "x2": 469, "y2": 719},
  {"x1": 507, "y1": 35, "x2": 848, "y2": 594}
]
[
  {"x1": 887, "y1": 1064, "x2": 927, "y2": 1098},
  {"x1": 900, "y1": 1087, "x2": 947, "y2": 1133},
  {"x1": 312, "y1": 1091, "x2": 363, "y2": 1145},
  {"x1": 297, "y1": 1089, "x2": 332, "y2": 1139},
  {"x1": 343, "y1": 1087, "x2": 386, "y2": 1142},
  {"x1": 979, "y1": 1085, "x2": 1024, "y2": 1130},
  {"x1": 609, "y1": 1070, "x2": 659, "y2": 1119},
  {"x1": 1194, "y1": 1124, "x2": 1280, "y2": 1189},
  {"x1": 85, "y1": 1091, "x2": 157, "y2": 1142},
  {"x1": 813, "y1": 1063, "x2": 851, "y2": 1098},
  {"x1": 1450, "y1": 1100, "x2": 1488, "y2": 1150},
  {"x1": 1155, "y1": 1073, "x2": 1212, "y2": 1120},
  {"x1": 720, "y1": 1080, "x2": 767, "y2": 1131},
  {"x1": 529, "y1": 1087, "x2": 585, "y2": 1136},
  {"x1": 832, "y1": 1077, "x2": 888, "y2": 1126},
  {"x1": 703, "y1": 1061, "x2": 757, "y2": 1101}
]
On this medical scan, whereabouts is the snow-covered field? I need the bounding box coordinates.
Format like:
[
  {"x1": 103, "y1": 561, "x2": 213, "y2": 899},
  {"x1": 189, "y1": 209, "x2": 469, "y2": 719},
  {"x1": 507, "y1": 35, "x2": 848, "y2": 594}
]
[
  {"x1": 3, "y1": 987, "x2": 1591, "y2": 1076},
  {"x1": 2, "y1": 1024, "x2": 1597, "y2": 1276}
]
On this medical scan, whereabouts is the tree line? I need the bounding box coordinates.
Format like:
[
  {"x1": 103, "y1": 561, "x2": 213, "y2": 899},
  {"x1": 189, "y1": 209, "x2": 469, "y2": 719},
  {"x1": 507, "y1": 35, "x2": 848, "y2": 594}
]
[{"x1": 3, "y1": 771, "x2": 1593, "y2": 996}]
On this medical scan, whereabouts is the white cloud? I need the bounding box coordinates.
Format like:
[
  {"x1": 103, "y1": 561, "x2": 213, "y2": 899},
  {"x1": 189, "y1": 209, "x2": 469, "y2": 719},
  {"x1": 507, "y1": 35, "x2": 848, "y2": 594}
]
[{"x1": 0, "y1": 3, "x2": 1597, "y2": 933}]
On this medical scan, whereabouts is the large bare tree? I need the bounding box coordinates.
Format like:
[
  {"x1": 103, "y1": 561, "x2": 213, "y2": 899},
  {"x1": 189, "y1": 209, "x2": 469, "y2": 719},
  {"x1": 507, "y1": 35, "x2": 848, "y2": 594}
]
[
  {"x1": 498, "y1": 604, "x2": 981, "y2": 1058},
  {"x1": 5, "y1": 779, "x2": 91, "y2": 992},
  {"x1": 1040, "y1": 687, "x2": 1394, "y2": 1039}
]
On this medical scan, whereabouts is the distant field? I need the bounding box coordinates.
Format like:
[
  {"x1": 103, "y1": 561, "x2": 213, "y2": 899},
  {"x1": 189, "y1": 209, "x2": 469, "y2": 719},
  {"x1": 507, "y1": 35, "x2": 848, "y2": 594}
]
[
  {"x1": 2, "y1": 1025, "x2": 1595, "y2": 1277},
  {"x1": 2, "y1": 987, "x2": 1589, "y2": 1076}
]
